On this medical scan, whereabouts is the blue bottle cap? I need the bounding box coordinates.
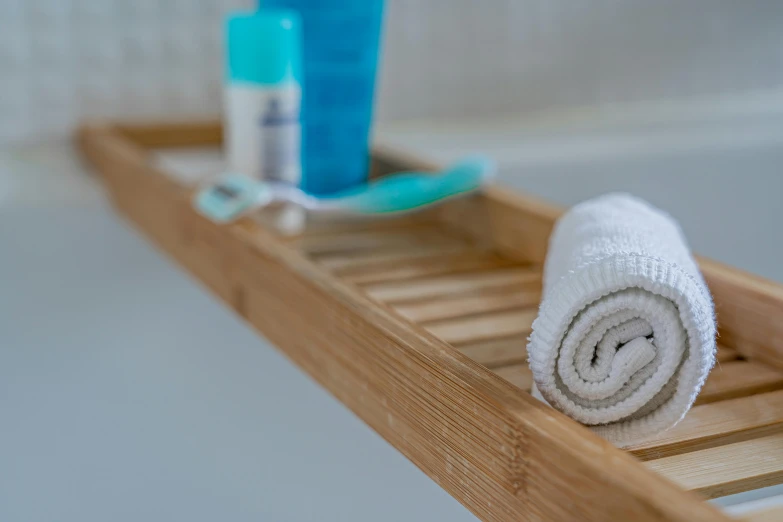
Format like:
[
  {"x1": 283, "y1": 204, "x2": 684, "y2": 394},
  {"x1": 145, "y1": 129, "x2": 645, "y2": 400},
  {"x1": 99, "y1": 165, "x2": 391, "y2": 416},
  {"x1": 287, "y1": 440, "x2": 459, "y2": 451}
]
[{"x1": 226, "y1": 10, "x2": 302, "y2": 86}]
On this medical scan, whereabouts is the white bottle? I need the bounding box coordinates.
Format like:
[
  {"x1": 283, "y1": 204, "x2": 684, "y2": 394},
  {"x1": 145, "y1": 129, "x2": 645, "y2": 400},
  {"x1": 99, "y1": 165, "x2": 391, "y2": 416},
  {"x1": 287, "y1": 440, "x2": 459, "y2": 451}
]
[
  {"x1": 224, "y1": 11, "x2": 304, "y2": 232},
  {"x1": 225, "y1": 85, "x2": 301, "y2": 185}
]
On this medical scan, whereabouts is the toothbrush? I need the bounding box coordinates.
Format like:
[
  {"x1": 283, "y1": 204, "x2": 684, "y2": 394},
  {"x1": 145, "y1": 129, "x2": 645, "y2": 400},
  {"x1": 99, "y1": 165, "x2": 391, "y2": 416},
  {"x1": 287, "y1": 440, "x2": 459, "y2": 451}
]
[{"x1": 194, "y1": 156, "x2": 495, "y2": 223}]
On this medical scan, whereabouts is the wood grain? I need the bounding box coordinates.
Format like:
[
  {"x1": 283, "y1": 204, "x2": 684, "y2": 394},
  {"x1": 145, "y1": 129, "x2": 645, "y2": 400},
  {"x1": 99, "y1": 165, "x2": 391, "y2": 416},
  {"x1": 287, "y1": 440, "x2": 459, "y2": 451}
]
[
  {"x1": 647, "y1": 433, "x2": 783, "y2": 499},
  {"x1": 717, "y1": 345, "x2": 740, "y2": 363},
  {"x1": 78, "y1": 121, "x2": 732, "y2": 522},
  {"x1": 283, "y1": 214, "x2": 437, "y2": 238},
  {"x1": 696, "y1": 361, "x2": 783, "y2": 405},
  {"x1": 629, "y1": 390, "x2": 783, "y2": 460},
  {"x1": 424, "y1": 308, "x2": 537, "y2": 346},
  {"x1": 700, "y1": 257, "x2": 783, "y2": 371},
  {"x1": 320, "y1": 244, "x2": 472, "y2": 273},
  {"x1": 395, "y1": 285, "x2": 541, "y2": 323},
  {"x1": 365, "y1": 267, "x2": 541, "y2": 304},
  {"x1": 457, "y1": 337, "x2": 528, "y2": 369},
  {"x1": 494, "y1": 364, "x2": 534, "y2": 391},
  {"x1": 295, "y1": 227, "x2": 465, "y2": 257},
  {"x1": 336, "y1": 251, "x2": 515, "y2": 285}
]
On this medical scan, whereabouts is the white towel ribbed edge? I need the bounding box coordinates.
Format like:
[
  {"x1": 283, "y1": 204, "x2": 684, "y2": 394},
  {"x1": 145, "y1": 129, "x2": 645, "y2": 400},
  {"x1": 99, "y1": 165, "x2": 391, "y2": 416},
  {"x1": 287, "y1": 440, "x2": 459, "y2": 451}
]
[{"x1": 527, "y1": 193, "x2": 716, "y2": 447}]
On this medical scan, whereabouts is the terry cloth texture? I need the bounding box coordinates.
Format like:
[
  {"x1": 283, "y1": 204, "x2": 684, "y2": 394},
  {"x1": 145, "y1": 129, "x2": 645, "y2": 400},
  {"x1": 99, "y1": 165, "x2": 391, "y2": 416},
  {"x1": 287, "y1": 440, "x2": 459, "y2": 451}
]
[{"x1": 527, "y1": 193, "x2": 716, "y2": 447}]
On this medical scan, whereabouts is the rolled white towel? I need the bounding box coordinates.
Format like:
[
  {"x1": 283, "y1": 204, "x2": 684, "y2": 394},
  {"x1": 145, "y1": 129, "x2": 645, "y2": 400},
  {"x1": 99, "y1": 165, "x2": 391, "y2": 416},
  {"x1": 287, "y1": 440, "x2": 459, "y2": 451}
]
[{"x1": 527, "y1": 193, "x2": 716, "y2": 447}]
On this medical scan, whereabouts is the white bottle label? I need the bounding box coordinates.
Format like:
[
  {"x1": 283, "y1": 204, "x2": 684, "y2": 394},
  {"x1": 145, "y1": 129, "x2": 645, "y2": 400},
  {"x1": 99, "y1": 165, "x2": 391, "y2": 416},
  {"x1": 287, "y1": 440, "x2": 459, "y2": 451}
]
[{"x1": 224, "y1": 83, "x2": 301, "y2": 185}]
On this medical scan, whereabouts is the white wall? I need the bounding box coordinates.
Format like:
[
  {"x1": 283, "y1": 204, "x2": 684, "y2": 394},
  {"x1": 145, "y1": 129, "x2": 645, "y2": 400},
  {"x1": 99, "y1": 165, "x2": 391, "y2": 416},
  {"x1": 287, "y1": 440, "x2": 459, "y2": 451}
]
[
  {"x1": 0, "y1": 0, "x2": 254, "y2": 143},
  {"x1": 378, "y1": 0, "x2": 783, "y2": 121},
  {"x1": 2, "y1": 0, "x2": 783, "y2": 143}
]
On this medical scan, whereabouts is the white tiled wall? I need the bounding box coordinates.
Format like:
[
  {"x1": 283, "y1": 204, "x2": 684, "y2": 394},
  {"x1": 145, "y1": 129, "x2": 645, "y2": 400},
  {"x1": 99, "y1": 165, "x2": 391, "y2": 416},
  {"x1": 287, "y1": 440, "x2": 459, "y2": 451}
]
[
  {"x1": 0, "y1": 0, "x2": 253, "y2": 143},
  {"x1": 378, "y1": 0, "x2": 783, "y2": 121},
  {"x1": 2, "y1": 0, "x2": 783, "y2": 143}
]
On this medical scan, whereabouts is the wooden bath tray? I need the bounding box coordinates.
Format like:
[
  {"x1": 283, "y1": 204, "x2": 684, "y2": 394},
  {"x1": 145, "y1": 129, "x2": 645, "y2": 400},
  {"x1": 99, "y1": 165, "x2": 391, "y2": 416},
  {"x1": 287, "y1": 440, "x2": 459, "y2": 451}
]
[{"x1": 78, "y1": 120, "x2": 783, "y2": 521}]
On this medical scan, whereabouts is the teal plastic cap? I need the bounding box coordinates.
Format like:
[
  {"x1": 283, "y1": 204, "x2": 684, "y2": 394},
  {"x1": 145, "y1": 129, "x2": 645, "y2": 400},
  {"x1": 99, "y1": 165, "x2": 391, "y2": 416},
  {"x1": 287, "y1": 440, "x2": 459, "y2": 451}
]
[{"x1": 226, "y1": 10, "x2": 302, "y2": 85}]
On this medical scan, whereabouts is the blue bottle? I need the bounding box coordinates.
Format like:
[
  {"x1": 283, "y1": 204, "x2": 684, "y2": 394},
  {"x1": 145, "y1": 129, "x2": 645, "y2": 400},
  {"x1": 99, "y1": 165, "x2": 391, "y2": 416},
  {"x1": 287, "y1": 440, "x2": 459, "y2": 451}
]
[{"x1": 260, "y1": 0, "x2": 385, "y2": 195}]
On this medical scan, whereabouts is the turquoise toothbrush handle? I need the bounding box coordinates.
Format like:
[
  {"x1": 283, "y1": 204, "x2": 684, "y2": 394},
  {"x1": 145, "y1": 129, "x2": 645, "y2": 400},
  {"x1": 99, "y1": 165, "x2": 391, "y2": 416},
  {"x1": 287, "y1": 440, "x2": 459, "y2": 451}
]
[{"x1": 320, "y1": 156, "x2": 495, "y2": 215}]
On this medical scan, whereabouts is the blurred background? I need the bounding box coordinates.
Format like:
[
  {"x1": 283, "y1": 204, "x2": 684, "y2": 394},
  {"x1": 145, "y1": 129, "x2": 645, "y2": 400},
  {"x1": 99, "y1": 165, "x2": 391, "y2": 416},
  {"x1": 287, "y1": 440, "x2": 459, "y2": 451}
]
[
  {"x1": 3, "y1": 1, "x2": 783, "y2": 521},
  {"x1": 2, "y1": 0, "x2": 783, "y2": 143}
]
